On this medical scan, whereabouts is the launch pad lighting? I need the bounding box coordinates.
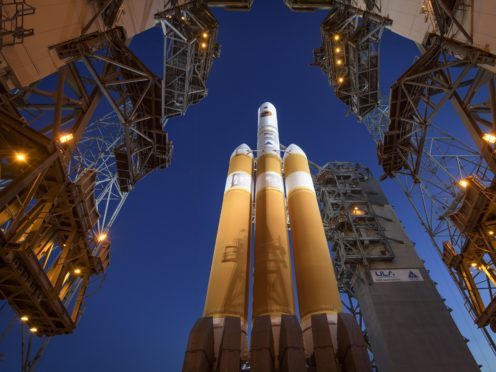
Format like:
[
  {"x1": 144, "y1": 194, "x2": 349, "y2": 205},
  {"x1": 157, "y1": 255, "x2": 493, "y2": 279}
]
[
  {"x1": 336, "y1": 59, "x2": 343, "y2": 65},
  {"x1": 489, "y1": 230, "x2": 494, "y2": 236},
  {"x1": 74, "y1": 268, "x2": 81, "y2": 275},
  {"x1": 29, "y1": 327, "x2": 38, "y2": 333},
  {"x1": 334, "y1": 34, "x2": 340, "y2": 41},
  {"x1": 14, "y1": 152, "x2": 27, "y2": 162},
  {"x1": 202, "y1": 32, "x2": 208, "y2": 38},
  {"x1": 482, "y1": 133, "x2": 496, "y2": 144},
  {"x1": 97, "y1": 232, "x2": 107, "y2": 242},
  {"x1": 458, "y1": 179, "x2": 469, "y2": 188},
  {"x1": 20, "y1": 316, "x2": 29, "y2": 322},
  {"x1": 338, "y1": 77, "x2": 344, "y2": 83},
  {"x1": 201, "y1": 42, "x2": 207, "y2": 49},
  {"x1": 59, "y1": 133, "x2": 74, "y2": 143},
  {"x1": 352, "y1": 206, "x2": 365, "y2": 216},
  {"x1": 335, "y1": 47, "x2": 341, "y2": 53}
]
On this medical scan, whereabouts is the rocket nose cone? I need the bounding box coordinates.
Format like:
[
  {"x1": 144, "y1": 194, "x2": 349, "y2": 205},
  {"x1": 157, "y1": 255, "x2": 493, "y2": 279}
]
[
  {"x1": 258, "y1": 102, "x2": 278, "y2": 128},
  {"x1": 231, "y1": 143, "x2": 253, "y2": 159},
  {"x1": 284, "y1": 144, "x2": 307, "y2": 160},
  {"x1": 259, "y1": 102, "x2": 276, "y2": 112}
]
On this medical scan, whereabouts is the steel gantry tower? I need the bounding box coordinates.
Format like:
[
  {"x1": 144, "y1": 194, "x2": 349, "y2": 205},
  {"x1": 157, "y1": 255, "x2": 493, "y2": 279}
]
[
  {"x1": 310, "y1": 161, "x2": 479, "y2": 371},
  {"x1": 285, "y1": 0, "x2": 496, "y2": 354},
  {"x1": 1, "y1": 0, "x2": 495, "y2": 369},
  {"x1": 0, "y1": 1, "x2": 252, "y2": 370}
]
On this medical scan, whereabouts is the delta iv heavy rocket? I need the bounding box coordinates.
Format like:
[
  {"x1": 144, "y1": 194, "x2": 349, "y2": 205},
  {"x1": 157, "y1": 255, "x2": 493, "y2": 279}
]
[{"x1": 183, "y1": 103, "x2": 370, "y2": 372}]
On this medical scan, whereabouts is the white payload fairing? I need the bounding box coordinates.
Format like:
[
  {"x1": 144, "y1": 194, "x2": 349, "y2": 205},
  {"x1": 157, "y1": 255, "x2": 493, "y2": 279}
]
[{"x1": 183, "y1": 103, "x2": 370, "y2": 372}]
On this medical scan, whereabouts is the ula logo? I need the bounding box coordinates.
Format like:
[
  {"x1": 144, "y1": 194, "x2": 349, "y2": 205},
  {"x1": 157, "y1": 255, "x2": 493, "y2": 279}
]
[{"x1": 375, "y1": 270, "x2": 395, "y2": 278}]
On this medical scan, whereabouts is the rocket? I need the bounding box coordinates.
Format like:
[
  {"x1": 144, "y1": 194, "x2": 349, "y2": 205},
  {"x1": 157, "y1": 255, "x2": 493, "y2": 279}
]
[
  {"x1": 183, "y1": 103, "x2": 370, "y2": 372},
  {"x1": 202, "y1": 143, "x2": 254, "y2": 361},
  {"x1": 283, "y1": 143, "x2": 343, "y2": 358}
]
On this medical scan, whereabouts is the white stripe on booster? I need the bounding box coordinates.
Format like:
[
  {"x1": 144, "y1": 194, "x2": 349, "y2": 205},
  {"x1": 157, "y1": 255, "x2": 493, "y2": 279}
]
[
  {"x1": 285, "y1": 171, "x2": 315, "y2": 194},
  {"x1": 256, "y1": 171, "x2": 284, "y2": 195},
  {"x1": 225, "y1": 172, "x2": 252, "y2": 193}
]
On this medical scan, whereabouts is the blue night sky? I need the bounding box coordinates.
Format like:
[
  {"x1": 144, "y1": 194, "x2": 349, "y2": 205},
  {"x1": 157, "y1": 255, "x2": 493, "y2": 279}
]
[{"x1": 3, "y1": 1, "x2": 496, "y2": 371}]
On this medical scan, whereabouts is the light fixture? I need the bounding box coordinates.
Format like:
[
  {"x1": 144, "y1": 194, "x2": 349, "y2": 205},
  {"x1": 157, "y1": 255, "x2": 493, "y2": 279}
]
[
  {"x1": 336, "y1": 59, "x2": 342, "y2": 65},
  {"x1": 201, "y1": 42, "x2": 207, "y2": 49},
  {"x1": 202, "y1": 32, "x2": 208, "y2": 38},
  {"x1": 482, "y1": 133, "x2": 496, "y2": 144},
  {"x1": 29, "y1": 327, "x2": 38, "y2": 333},
  {"x1": 333, "y1": 34, "x2": 340, "y2": 41},
  {"x1": 59, "y1": 133, "x2": 74, "y2": 144},
  {"x1": 20, "y1": 315, "x2": 29, "y2": 322},
  {"x1": 352, "y1": 206, "x2": 365, "y2": 216},
  {"x1": 489, "y1": 230, "x2": 494, "y2": 236},
  {"x1": 74, "y1": 268, "x2": 81, "y2": 275},
  {"x1": 14, "y1": 152, "x2": 28, "y2": 163},
  {"x1": 335, "y1": 47, "x2": 341, "y2": 53},
  {"x1": 97, "y1": 232, "x2": 108, "y2": 242},
  {"x1": 458, "y1": 179, "x2": 469, "y2": 188},
  {"x1": 338, "y1": 77, "x2": 344, "y2": 84}
]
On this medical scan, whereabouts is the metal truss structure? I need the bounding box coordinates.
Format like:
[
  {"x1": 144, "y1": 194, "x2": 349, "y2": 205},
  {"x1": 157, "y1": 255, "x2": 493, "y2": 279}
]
[
  {"x1": 1, "y1": 108, "x2": 129, "y2": 372},
  {"x1": 0, "y1": 0, "x2": 35, "y2": 49},
  {"x1": 156, "y1": 2, "x2": 220, "y2": 120},
  {"x1": 312, "y1": 2, "x2": 391, "y2": 119},
  {"x1": 0, "y1": 16, "x2": 170, "y2": 372},
  {"x1": 290, "y1": 0, "x2": 496, "y2": 355},
  {"x1": 311, "y1": 162, "x2": 395, "y2": 294},
  {"x1": 206, "y1": 0, "x2": 253, "y2": 11},
  {"x1": 0, "y1": 1, "x2": 253, "y2": 369},
  {"x1": 310, "y1": 160, "x2": 396, "y2": 370},
  {"x1": 363, "y1": 95, "x2": 496, "y2": 353},
  {"x1": 284, "y1": 0, "x2": 332, "y2": 12},
  {"x1": 366, "y1": 0, "x2": 496, "y2": 352}
]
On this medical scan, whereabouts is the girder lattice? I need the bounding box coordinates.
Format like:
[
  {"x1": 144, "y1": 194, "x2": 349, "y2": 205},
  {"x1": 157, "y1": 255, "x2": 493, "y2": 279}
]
[
  {"x1": 363, "y1": 94, "x2": 496, "y2": 353},
  {"x1": 313, "y1": 2, "x2": 391, "y2": 119},
  {"x1": 0, "y1": 0, "x2": 35, "y2": 49},
  {"x1": 157, "y1": 2, "x2": 220, "y2": 119},
  {"x1": 310, "y1": 160, "x2": 396, "y2": 370}
]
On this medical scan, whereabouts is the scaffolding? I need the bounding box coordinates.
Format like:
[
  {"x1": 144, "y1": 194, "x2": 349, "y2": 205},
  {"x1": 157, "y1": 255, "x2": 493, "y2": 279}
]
[
  {"x1": 0, "y1": 0, "x2": 35, "y2": 49},
  {"x1": 313, "y1": 3, "x2": 391, "y2": 119},
  {"x1": 312, "y1": 162, "x2": 395, "y2": 293},
  {"x1": 156, "y1": 3, "x2": 220, "y2": 120},
  {"x1": 206, "y1": 0, "x2": 253, "y2": 10},
  {"x1": 310, "y1": 161, "x2": 398, "y2": 370},
  {"x1": 299, "y1": 0, "x2": 496, "y2": 353},
  {"x1": 363, "y1": 92, "x2": 496, "y2": 352},
  {"x1": 369, "y1": 0, "x2": 496, "y2": 347},
  {"x1": 0, "y1": 16, "x2": 172, "y2": 372},
  {"x1": 284, "y1": 0, "x2": 332, "y2": 12},
  {"x1": 0, "y1": 1, "x2": 248, "y2": 368}
]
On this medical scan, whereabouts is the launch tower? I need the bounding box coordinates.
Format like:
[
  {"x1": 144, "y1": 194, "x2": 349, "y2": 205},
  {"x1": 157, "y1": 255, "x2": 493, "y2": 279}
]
[{"x1": 313, "y1": 161, "x2": 479, "y2": 371}]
